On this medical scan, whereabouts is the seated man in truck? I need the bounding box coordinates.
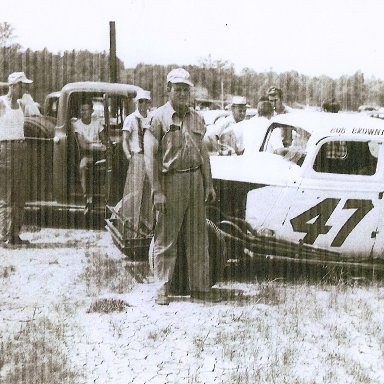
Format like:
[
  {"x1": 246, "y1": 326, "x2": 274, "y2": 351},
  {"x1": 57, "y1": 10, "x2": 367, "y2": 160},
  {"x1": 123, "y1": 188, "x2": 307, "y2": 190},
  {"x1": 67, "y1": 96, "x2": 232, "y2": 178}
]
[{"x1": 72, "y1": 99, "x2": 107, "y2": 214}]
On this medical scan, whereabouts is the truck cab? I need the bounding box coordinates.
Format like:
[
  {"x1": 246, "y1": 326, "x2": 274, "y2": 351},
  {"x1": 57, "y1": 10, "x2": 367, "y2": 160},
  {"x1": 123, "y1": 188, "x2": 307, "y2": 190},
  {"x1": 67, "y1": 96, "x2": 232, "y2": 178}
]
[{"x1": 24, "y1": 81, "x2": 142, "y2": 225}]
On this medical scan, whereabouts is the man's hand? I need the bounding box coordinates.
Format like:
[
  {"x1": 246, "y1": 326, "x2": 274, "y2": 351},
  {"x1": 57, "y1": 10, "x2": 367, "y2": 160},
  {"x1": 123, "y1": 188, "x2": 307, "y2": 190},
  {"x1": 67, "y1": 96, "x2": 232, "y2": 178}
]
[
  {"x1": 205, "y1": 185, "x2": 216, "y2": 204},
  {"x1": 153, "y1": 191, "x2": 166, "y2": 214},
  {"x1": 91, "y1": 143, "x2": 106, "y2": 152}
]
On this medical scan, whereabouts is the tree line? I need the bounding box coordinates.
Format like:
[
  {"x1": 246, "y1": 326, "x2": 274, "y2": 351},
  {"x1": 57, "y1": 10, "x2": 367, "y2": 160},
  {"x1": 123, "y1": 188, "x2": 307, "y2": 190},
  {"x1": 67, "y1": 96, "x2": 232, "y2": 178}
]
[{"x1": 1, "y1": 45, "x2": 384, "y2": 111}]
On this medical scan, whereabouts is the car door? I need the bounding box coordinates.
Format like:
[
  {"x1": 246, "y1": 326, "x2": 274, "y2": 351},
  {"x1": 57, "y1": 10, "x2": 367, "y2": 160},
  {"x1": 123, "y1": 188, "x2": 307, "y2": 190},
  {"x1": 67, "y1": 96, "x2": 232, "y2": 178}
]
[{"x1": 280, "y1": 138, "x2": 384, "y2": 259}]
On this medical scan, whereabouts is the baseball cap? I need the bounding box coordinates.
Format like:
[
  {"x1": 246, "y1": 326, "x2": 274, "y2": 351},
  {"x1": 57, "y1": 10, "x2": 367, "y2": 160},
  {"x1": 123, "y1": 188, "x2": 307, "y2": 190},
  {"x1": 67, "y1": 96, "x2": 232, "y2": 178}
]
[
  {"x1": 8, "y1": 72, "x2": 33, "y2": 85},
  {"x1": 267, "y1": 86, "x2": 282, "y2": 97},
  {"x1": 166, "y1": 68, "x2": 194, "y2": 86},
  {"x1": 135, "y1": 89, "x2": 151, "y2": 101},
  {"x1": 231, "y1": 96, "x2": 247, "y2": 106}
]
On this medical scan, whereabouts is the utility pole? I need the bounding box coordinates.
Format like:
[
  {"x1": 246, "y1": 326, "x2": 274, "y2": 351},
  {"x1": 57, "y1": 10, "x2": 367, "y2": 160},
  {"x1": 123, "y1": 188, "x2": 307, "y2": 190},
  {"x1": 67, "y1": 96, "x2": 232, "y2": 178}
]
[{"x1": 109, "y1": 21, "x2": 117, "y2": 83}]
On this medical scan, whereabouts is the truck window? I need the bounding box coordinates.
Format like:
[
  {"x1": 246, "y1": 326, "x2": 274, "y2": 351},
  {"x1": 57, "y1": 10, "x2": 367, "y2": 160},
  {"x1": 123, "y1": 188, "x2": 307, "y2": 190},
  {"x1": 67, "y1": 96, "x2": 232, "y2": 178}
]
[
  {"x1": 106, "y1": 96, "x2": 127, "y2": 129},
  {"x1": 313, "y1": 140, "x2": 378, "y2": 175}
]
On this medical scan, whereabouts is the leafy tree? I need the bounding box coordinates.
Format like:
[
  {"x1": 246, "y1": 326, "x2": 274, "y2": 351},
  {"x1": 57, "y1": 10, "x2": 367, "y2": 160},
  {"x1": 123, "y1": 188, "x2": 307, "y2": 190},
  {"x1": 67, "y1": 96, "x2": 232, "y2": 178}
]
[{"x1": 0, "y1": 22, "x2": 19, "y2": 48}]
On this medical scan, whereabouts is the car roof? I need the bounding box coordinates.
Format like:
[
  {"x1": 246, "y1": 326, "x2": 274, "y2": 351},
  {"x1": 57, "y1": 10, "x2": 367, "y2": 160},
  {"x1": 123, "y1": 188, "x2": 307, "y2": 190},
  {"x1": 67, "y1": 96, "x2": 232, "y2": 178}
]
[
  {"x1": 61, "y1": 81, "x2": 141, "y2": 97},
  {"x1": 272, "y1": 111, "x2": 384, "y2": 140},
  {"x1": 55, "y1": 82, "x2": 143, "y2": 125},
  {"x1": 45, "y1": 91, "x2": 61, "y2": 99},
  {"x1": 198, "y1": 109, "x2": 228, "y2": 125}
]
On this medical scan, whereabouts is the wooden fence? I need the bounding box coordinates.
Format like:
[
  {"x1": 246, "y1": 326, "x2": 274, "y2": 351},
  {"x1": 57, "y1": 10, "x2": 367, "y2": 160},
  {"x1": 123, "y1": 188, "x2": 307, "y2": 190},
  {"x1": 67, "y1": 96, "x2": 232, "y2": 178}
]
[
  {"x1": 1, "y1": 47, "x2": 381, "y2": 110},
  {"x1": 0, "y1": 47, "x2": 120, "y2": 105}
]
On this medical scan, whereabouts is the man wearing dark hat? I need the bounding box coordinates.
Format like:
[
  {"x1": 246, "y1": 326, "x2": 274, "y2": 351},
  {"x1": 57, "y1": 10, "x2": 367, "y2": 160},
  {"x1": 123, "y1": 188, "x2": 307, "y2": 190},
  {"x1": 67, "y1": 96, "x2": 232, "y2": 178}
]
[
  {"x1": 144, "y1": 68, "x2": 216, "y2": 305},
  {"x1": 0, "y1": 72, "x2": 33, "y2": 246},
  {"x1": 267, "y1": 86, "x2": 289, "y2": 115}
]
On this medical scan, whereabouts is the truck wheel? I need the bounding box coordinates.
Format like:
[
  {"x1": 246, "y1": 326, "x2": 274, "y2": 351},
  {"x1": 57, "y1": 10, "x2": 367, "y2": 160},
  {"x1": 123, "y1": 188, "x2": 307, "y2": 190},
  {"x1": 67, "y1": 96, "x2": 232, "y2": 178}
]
[{"x1": 207, "y1": 219, "x2": 227, "y2": 284}]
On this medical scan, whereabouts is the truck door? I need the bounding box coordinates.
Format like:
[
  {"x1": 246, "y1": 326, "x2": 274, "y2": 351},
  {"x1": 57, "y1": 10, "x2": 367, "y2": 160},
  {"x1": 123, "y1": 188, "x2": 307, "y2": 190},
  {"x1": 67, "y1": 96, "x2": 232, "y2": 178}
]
[
  {"x1": 24, "y1": 117, "x2": 55, "y2": 203},
  {"x1": 103, "y1": 93, "x2": 113, "y2": 208},
  {"x1": 102, "y1": 93, "x2": 129, "y2": 210}
]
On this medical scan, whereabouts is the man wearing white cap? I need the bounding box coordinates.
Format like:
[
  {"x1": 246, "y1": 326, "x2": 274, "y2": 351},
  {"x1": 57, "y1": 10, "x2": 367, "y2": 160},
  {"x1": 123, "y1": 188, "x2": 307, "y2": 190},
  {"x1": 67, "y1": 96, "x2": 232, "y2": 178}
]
[
  {"x1": 204, "y1": 95, "x2": 247, "y2": 154},
  {"x1": 116, "y1": 89, "x2": 153, "y2": 238},
  {"x1": 144, "y1": 68, "x2": 216, "y2": 304},
  {"x1": 0, "y1": 72, "x2": 33, "y2": 246}
]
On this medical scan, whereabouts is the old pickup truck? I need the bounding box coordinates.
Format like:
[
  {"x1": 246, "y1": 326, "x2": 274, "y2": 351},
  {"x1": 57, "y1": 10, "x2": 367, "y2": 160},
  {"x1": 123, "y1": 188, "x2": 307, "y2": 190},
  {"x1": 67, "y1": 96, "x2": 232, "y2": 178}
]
[{"x1": 23, "y1": 81, "x2": 142, "y2": 227}]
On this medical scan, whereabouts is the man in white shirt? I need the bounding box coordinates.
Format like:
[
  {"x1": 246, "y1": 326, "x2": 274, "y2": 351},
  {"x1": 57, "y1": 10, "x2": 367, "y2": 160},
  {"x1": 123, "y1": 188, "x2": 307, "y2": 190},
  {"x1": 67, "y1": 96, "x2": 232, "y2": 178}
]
[
  {"x1": 0, "y1": 72, "x2": 33, "y2": 247},
  {"x1": 204, "y1": 96, "x2": 247, "y2": 154},
  {"x1": 72, "y1": 100, "x2": 106, "y2": 214},
  {"x1": 221, "y1": 100, "x2": 274, "y2": 155},
  {"x1": 116, "y1": 89, "x2": 154, "y2": 238}
]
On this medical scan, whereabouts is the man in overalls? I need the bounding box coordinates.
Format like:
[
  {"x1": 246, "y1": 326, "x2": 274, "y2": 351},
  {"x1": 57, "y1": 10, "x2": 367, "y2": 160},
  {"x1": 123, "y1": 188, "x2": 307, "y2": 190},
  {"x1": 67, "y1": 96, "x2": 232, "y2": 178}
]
[{"x1": 144, "y1": 68, "x2": 217, "y2": 305}]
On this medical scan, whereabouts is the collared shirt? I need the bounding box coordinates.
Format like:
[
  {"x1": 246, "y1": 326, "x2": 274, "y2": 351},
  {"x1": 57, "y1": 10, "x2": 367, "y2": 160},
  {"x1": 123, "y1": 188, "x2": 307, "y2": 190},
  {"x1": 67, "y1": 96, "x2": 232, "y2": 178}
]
[
  {"x1": 123, "y1": 110, "x2": 150, "y2": 153},
  {"x1": 73, "y1": 118, "x2": 104, "y2": 143},
  {"x1": 148, "y1": 101, "x2": 205, "y2": 173},
  {"x1": 211, "y1": 114, "x2": 236, "y2": 138},
  {"x1": 273, "y1": 104, "x2": 290, "y2": 116},
  {"x1": 0, "y1": 96, "x2": 25, "y2": 140},
  {"x1": 242, "y1": 116, "x2": 271, "y2": 155},
  {"x1": 325, "y1": 141, "x2": 348, "y2": 159}
]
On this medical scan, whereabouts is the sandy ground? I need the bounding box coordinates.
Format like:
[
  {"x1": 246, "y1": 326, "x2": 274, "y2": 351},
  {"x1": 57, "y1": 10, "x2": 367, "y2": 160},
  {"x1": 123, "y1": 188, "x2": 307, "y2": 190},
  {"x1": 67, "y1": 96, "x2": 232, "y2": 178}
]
[
  {"x1": 1, "y1": 227, "x2": 384, "y2": 384},
  {"x1": 0, "y1": 227, "x2": 261, "y2": 384}
]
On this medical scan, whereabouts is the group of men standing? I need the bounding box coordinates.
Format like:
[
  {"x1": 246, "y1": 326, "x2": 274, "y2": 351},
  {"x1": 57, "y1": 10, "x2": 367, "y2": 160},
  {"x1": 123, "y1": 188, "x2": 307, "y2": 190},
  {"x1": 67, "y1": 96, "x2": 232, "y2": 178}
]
[
  {"x1": 122, "y1": 72, "x2": 290, "y2": 304},
  {"x1": 204, "y1": 85, "x2": 288, "y2": 155},
  {"x1": 0, "y1": 67, "x2": 288, "y2": 305}
]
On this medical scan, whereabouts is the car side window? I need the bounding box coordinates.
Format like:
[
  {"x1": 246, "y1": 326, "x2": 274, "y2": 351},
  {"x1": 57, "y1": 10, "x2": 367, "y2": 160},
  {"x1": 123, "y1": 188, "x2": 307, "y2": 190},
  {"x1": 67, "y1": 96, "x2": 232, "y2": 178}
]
[
  {"x1": 262, "y1": 124, "x2": 310, "y2": 165},
  {"x1": 313, "y1": 140, "x2": 378, "y2": 175}
]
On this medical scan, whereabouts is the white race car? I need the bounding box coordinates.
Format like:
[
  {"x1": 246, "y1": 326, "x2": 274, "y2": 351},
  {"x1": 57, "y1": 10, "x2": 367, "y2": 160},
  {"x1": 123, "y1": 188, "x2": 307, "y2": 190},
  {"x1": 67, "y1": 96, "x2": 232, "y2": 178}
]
[{"x1": 209, "y1": 111, "x2": 384, "y2": 270}]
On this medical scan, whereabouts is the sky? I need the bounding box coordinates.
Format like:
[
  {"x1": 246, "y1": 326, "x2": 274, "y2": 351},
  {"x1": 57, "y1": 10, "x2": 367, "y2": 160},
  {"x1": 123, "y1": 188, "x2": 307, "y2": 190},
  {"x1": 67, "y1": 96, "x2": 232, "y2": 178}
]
[{"x1": 3, "y1": 0, "x2": 384, "y2": 79}]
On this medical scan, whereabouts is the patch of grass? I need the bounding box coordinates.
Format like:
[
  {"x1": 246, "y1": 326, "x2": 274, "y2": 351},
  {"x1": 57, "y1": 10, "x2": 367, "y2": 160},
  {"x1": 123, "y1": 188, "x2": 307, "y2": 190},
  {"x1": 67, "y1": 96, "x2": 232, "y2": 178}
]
[
  {"x1": 87, "y1": 298, "x2": 131, "y2": 313},
  {"x1": 257, "y1": 281, "x2": 284, "y2": 305},
  {"x1": 80, "y1": 250, "x2": 150, "y2": 295},
  {"x1": 147, "y1": 325, "x2": 172, "y2": 342},
  {"x1": 0, "y1": 317, "x2": 78, "y2": 384},
  {"x1": 1, "y1": 265, "x2": 16, "y2": 279}
]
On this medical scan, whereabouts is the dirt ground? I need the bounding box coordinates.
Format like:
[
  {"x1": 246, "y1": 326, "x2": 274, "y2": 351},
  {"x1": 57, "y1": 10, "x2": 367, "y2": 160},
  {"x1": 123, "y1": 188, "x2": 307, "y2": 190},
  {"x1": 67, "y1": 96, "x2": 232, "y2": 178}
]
[{"x1": 1, "y1": 227, "x2": 384, "y2": 384}]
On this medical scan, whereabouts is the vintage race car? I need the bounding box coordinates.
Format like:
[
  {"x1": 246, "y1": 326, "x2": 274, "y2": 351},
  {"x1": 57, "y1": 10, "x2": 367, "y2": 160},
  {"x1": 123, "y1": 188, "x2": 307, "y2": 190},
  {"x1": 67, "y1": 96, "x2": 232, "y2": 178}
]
[
  {"x1": 23, "y1": 81, "x2": 142, "y2": 226},
  {"x1": 209, "y1": 111, "x2": 384, "y2": 271}
]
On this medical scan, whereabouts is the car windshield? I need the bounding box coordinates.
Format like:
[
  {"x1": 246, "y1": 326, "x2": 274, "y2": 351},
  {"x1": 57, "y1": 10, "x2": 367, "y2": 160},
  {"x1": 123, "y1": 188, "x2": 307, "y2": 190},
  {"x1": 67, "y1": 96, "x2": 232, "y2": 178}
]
[{"x1": 262, "y1": 124, "x2": 311, "y2": 165}]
